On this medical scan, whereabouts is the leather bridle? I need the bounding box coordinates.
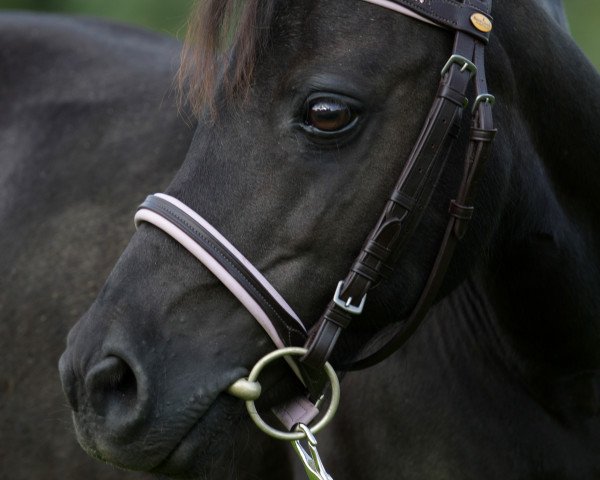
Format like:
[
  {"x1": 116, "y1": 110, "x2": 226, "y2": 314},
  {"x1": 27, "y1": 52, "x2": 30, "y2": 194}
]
[
  {"x1": 303, "y1": 0, "x2": 496, "y2": 375},
  {"x1": 135, "y1": 0, "x2": 496, "y2": 402}
]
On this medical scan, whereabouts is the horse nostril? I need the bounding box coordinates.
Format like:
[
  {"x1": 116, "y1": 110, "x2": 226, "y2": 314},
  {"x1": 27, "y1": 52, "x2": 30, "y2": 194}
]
[{"x1": 84, "y1": 356, "x2": 143, "y2": 421}]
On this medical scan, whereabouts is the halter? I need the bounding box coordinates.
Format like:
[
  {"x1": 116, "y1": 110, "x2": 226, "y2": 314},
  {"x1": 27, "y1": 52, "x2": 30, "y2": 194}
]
[{"x1": 136, "y1": 0, "x2": 496, "y2": 412}]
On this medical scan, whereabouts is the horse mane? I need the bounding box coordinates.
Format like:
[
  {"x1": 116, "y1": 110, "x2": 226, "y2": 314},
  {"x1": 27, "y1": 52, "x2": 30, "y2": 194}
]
[{"x1": 179, "y1": 0, "x2": 277, "y2": 116}]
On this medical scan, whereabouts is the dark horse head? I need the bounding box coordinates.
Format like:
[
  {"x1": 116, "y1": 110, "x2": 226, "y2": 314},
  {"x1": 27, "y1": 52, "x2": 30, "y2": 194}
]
[{"x1": 59, "y1": 0, "x2": 600, "y2": 478}]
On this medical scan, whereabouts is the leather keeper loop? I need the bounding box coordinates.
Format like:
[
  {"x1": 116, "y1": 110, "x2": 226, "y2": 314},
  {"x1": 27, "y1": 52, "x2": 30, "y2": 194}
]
[
  {"x1": 364, "y1": 240, "x2": 391, "y2": 262},
  {"x1": 470, "y1": 127, "x2": 496, "y2": 142},
  {"x1": 449, "y1": 200, "x2": 474, "y2": 220},
  {"x1": 438, "y1": 83, "x2": 469, "y2": 108},
  {"x1": 389, "y1": 190, "x2": 416, "y2": 210},
  {"x1": 351, "y1": 261, "x2": 381, "y2": 283},
  {"x1": 323, "y1": 307, "x2": 353, "y2": 329}
]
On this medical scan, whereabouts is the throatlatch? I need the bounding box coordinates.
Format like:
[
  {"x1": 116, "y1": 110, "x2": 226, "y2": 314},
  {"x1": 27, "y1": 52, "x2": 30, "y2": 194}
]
[{"x1": 135, "y1": 0, "x2": 496, "y2": 477}]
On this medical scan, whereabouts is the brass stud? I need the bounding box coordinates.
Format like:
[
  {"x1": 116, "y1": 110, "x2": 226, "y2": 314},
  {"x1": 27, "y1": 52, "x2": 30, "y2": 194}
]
[{"x1": 470, "y1": 13, "x2": 492, "y2": 33}]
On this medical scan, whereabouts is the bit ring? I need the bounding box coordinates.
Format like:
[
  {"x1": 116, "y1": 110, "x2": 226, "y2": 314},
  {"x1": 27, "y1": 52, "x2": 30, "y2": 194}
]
[{"x1": 243, "y1": 347, "x2": 340, "y2": 441}]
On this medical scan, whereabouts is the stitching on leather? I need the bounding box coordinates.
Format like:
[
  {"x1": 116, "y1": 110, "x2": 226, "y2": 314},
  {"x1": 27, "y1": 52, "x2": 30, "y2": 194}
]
[
  {"x1": 275, "y1": 400, "x2": 312, "y2": 427},
  {"x1": 150, "y1": 202, "x2": 305, "y2": 339}
]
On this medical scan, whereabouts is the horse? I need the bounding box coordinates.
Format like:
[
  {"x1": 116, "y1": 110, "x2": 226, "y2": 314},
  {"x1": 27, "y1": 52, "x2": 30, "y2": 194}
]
[
  {"x1": 0, "y1": 12, "x2": 195, "y2": 479},
  {"x1": 58, "y1": 0, "x2": 600, "y2": 478},
  {"x1": 1, "y1": 0, "x2": 592, "y2": 478},
  {"x1": 55, "y1": 1, "x2": 600, "y2": 479}
]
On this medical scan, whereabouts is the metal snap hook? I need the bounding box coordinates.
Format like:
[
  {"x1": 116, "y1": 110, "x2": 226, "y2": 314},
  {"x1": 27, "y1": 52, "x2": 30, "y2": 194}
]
[{"x1": 292, "y1": 423, "x2": 334, "y2": 480}]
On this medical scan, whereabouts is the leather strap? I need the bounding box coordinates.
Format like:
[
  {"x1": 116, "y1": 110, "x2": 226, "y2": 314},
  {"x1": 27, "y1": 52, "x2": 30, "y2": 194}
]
[
  {"x1": 360, "y1": 0, "x2": 493, "y2": 43},
  {"x1": 391, "y1": 0, "x2": 493, "y2": 43},
  {"x1": 136, "y1": 195, "x2": 307, "y2": 348},
  {"x1": 302, "y1": 0, "x2": 495, "y2": 372},
  {"x1": 343, "y1": 43, "x2": 495, "y2": 370}
]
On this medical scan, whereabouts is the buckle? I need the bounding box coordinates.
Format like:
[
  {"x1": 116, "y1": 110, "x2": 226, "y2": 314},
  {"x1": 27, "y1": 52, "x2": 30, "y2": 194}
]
[
  {"x1": 441, "y1": 54, "x2": 477, "y2": 78},
  {"x1": 333, "y1": 280, "x2": 366, "y2": 315},
  {"x1": 472, "y1": 93, "x2": 496, "y2": 113}
]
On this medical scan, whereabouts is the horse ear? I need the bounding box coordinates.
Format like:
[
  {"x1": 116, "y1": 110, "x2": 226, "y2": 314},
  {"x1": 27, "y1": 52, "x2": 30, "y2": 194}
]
[{"x1": 178, "y1": 0, "x2": 276, "y2": 117}]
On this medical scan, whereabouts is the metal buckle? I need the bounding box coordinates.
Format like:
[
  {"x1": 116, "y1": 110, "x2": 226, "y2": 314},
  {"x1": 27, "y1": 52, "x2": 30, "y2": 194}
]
[
  {"x1": 441, "y1": 54, "x2": 477, "y2": 78},
  {"x1": 333, "y1": 280, "x2": 367, "y2": 315},
  {"x1": 472, "y1": 93, "x2": 496, "y2": 113}
]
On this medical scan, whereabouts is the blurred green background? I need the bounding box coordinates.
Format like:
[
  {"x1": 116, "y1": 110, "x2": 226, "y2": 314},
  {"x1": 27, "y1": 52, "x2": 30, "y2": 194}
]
[
  {"x1": 0, "y1": 0, "x2": 597, "y2": 69},
  {"x1": 0, "y1": 0, "x2": 195, "y2": 37}
]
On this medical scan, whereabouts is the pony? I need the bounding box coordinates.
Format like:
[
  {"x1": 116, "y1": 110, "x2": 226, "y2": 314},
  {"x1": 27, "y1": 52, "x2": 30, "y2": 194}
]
[
  {"x1": 6, "y1": 0, "x2": 598, "y2": 478},
  {"x1": 1, "y1": 0, "x2": 597, "y2": 478},
  {"x1": 59, "y1": 0, "x2": 600, "y2": 478}
]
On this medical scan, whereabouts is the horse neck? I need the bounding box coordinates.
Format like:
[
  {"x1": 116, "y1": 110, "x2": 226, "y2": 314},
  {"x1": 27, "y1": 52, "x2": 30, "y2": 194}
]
[
  {"x1": 467, "y1": 0, "x2": 600, "y2": 395},
  {"x1": 493, "y1": 0, "x2": 600, "y2": 230}
]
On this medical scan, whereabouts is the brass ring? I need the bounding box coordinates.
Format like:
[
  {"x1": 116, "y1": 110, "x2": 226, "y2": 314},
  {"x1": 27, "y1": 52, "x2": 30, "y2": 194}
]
[{"x1": 244, "y1": 347, "x2": 340, "y2": 441}]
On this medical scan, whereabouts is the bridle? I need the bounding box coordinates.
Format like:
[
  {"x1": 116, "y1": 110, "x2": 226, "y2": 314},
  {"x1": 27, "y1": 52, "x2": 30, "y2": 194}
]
[
  {"x1": 305, "y1": 0, "x2": 496, "y2": 375},
  {"x1": 135, "y1": 0, "x2": 496, "y2": 446}
]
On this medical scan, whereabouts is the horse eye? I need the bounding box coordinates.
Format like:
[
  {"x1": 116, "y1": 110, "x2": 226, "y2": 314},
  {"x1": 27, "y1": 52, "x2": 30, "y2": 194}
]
[{"x1": 305, "y1": 98, "x2": 356, "y2": 132}]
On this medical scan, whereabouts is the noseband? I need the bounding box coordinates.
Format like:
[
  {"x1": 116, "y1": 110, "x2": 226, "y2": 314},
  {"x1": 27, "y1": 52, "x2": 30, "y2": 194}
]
[{"x1": 136, "y1": 0, "x2": 495, "y2": 404}]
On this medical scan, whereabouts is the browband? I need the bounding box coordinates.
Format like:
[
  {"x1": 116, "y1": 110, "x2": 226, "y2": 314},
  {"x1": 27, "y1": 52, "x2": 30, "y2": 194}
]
[{"x1": 361, "y1": 0, "x2": 493, "y2": 43}]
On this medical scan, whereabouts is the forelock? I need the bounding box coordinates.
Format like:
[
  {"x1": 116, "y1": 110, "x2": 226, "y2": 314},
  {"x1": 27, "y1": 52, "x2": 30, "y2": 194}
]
[{"x1": 178, "y1": 0, "x2": 278, "y2": 117}]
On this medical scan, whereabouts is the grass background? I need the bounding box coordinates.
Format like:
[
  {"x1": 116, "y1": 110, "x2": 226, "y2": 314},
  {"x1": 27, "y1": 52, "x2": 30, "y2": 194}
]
[{"x1": 0, "y1": 0, "x2": 598, "y2": 68}]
